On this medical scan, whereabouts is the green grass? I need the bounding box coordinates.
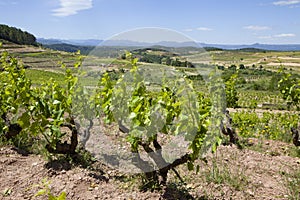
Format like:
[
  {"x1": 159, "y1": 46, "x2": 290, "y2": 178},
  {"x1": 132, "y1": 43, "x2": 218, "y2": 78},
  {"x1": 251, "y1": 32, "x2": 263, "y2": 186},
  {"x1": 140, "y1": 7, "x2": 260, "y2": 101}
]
[
  {"x1": 25, "y1": 69, "x2": 65, "y2": 85},
  {"x1": 282, "y1": 169, "x2": 300, "y2": 200},
  {"x1": 26, "y1": 68, "x2": 99, "y2": 86},
  {"x1": 203, "y1": 157, "x2": 249, "y2": 191},
  {"x1": 207, "y1": 50, "x2": 300, "y2": 74}
]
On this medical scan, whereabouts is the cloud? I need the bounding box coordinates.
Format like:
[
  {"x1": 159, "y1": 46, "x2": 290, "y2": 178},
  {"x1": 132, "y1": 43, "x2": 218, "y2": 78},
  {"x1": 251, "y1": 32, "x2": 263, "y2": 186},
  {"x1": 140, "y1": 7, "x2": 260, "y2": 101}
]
[
  {"x1": 273, "y1": 0, "x2": 300, "y2": 6},
  {"x1": 258, "y1": 33, "x2": 296, "y2": 40},
  {"x1": 52, "y1": 0, "x2": 93, "y2": 17},
  {"x1": 183, "y1": 28, "x2": 193, "y2": 32},
  {"x1": 244, "y1": 25, "x2": 271, "y2": 31},
  {"x1": 183, "y1": 27, "x2": 213, "y2": 32},
  {"x1": 196, "y1": 27, "x2": 213, "y2": 31},
  {"x1": 258, "y1": 35, "x2": 273, "y2": 39},
  {"x1": 274, "y1": 33, "x2": 296, "y2": 37}
]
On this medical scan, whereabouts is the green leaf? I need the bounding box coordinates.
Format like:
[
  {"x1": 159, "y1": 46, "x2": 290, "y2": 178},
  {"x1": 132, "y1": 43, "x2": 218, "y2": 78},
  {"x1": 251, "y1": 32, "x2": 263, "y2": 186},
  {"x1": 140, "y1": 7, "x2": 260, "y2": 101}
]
[
  {"x1": 187, "y1": 162, "x2": 194, "y2": 171},
  {"x1": 18, "y1": 112, "x2": 30, "y2": 128},
  {"x1": 34, "y1": 189, "x2": 47, "y2": 197},
  {"x1": 57, "y1": 191, "x2": 67, "y2": 200},
  {"x1": 49, "y1": 194, "x2": 57, "y2": 200},
  {"x1": 133, "y1": 103, "x2": 142, "y2": 113}
]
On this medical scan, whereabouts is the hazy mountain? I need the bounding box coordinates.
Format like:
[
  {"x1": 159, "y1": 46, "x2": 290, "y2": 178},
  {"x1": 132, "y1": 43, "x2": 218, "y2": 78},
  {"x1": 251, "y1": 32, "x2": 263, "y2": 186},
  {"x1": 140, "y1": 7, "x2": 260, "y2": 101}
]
[
  {"x1": 37, "y1": 38, "x2": 103, "y2": 46},
  {"x1": 38, "y1": 38, "x2": 300, "y2": 51},
  {"x1": 199, "y1": 43, "x2": 300, "y2": 51}
]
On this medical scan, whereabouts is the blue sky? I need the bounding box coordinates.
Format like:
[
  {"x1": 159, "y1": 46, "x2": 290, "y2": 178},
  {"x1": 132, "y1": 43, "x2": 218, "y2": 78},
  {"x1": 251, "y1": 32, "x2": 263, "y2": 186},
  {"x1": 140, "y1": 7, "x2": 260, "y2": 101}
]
[{"x1": 0, "y1": 0, "x2": 300, "y2": 44}]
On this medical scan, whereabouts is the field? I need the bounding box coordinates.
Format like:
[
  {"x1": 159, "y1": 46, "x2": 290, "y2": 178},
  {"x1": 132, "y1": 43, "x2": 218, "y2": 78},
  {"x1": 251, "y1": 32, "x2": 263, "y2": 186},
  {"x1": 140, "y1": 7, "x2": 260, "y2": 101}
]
[{"x1": 1, "y1": 42, "x2": 300, "y2": 200}]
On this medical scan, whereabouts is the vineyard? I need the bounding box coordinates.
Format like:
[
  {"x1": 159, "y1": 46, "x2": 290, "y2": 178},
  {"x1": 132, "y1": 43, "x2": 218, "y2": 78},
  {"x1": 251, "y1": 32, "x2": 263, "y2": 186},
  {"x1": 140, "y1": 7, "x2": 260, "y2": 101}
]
[{"x1": 1, "y1": 41, "x2": 300, "y2": 200}]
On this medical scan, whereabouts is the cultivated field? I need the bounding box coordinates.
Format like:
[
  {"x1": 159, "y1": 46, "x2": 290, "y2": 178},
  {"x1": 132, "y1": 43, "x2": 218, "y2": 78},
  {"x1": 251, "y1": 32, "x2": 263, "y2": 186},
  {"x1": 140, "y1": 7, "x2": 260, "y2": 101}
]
[{"x1": 1, "y1": 42, "x2": 300, "y2": 200}]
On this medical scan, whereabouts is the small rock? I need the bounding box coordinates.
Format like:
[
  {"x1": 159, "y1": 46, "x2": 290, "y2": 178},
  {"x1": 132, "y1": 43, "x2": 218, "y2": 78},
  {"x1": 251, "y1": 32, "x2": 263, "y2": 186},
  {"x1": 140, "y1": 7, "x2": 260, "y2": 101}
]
[{"x1": 247, "y1": 190, "x2": 255, "y2": 196}]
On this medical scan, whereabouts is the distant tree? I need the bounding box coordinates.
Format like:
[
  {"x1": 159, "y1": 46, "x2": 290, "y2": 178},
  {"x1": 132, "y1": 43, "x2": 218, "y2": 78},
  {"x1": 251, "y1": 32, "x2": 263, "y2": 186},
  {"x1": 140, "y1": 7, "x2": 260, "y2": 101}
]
[
  {"x1": 228, "y1": 64, "x2": 237, "y2": 71},
  {"x1": 121, "y1": 53, "x2": 126, "y2": 59},
  {"x1": 217, "y1": 65, "x2": 225, "y2": 70},
  {"x1": 239, "y1": 64, "x2": 245, "y2": 69},
  {"x1": 0, "y1": 24, "x2": 37, "y2": 46}
]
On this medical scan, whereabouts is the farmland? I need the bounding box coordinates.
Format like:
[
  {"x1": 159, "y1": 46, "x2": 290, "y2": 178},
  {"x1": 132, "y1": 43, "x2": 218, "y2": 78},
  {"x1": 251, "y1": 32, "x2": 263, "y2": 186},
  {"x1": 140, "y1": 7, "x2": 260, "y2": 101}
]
[{"x1": 1, "y1": 41, "x2": 300, "y2": 199}]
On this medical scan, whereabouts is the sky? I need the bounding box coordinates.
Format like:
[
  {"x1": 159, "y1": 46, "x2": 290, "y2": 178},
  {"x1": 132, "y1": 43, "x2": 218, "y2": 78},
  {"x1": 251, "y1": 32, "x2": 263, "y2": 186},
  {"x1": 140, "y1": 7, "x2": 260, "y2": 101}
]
[{"x1": 0, "y1": 0, "x2": 300, "y2": 44}]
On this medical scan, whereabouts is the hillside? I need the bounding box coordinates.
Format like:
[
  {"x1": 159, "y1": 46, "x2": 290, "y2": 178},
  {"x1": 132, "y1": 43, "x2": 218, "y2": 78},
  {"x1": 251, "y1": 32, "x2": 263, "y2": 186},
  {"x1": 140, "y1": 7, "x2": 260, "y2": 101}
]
[
  {"x1": 37, "y1": 38, "x2": 300, "y2": 51},
  {"x1": 0, "y1": 24, "x2": 37, "y2": 46},
  {"x1": 1, "y1": 31, "x2": 300, "y2": 200}
]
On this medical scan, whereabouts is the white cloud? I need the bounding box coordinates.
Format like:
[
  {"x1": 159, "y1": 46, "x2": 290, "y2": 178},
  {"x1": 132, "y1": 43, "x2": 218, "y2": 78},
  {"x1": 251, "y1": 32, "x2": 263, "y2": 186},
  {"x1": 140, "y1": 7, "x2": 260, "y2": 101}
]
[
  {"x1": 257, "y1": 33, "x2": 296, "y2": 40},
  {"x1": 183, "y1": 27, "x2": 213, "y2": 32},
  {"x1": 52, "y1": 0, "x2": 93, "y2": 17},
  {"x1": 273, "y1": 0, "x2": 300, "y2": 6},
  {"x1": 274, "y1": 33, "x2": 296, "y2": 37},
  {"x1": 196, "y1": 27, "x2": 213, "y2": 31},
  {"x1": 258, "y1": 35, "x2": 273, "y2": 39},
  {"x1": 244, "y1": 25, "x2": 271, "y2": 31},
  {"x1": 183, "y1": 28, "x2": 193, "y2": 32}
]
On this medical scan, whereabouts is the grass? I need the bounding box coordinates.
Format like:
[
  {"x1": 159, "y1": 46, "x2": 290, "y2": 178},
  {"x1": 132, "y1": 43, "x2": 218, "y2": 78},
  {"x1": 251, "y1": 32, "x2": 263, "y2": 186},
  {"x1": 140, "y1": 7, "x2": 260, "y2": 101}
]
[
  {"x1": 203, "y1": 158, "x2": 249, "y2": 191},
  {"x1": 25, "y1": 69, "x2": 65, "y2": 85},
  {"x1": 26, "y1": 68, "x2": 99, "y2": 86},
  {"x1": 208, "y1": 50, "x2": 300, "y2": 74},
  {"x1": 282, "y1": 168, "x2": 300, "y2": 200}
]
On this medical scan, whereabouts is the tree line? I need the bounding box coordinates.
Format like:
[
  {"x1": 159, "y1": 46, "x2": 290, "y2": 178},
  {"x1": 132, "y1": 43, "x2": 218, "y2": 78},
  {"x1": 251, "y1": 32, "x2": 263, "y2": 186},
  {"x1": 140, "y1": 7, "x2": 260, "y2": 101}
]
[
  {"x1": 0, "y1": 24, "x2": 37, "y2": 46},
  {"x1": 125, "y1": 48, "x2": 195, "y2": 68}
]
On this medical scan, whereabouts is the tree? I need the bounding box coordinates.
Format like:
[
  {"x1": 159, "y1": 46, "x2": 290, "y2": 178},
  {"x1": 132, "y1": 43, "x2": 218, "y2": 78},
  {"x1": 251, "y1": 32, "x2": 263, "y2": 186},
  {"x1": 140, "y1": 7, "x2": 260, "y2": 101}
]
[
  {"x1": 228, "y1": 64, "x2": 237, "y2": 71},
  {"x1": 239, "y1": 64, "x2": 245, "y2": 70},
  {"x1": 0, "y1": 24, "x2": 37, "y2": 45}
]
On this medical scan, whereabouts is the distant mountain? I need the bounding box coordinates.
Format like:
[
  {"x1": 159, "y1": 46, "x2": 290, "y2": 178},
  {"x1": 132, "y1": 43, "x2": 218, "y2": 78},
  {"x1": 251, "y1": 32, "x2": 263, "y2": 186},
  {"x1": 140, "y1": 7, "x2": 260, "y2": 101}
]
[
  {"x1": 37, "y1": 38, "x2": 103, "y2": 46},
  {"x1": 38, "y1": 38, "x2": 300, "y2": 51},
  {"x1": 37, "y1": 38, "x2": 65, "y2": 45},
  {"x1": 199, "y1": 43, "x2": 300, "y2": 51},
  {"x1": 43, "y1": 43, "x2": 94, "y2": 54},
  {"x1": 38, "y1": 38, "x2": 198, "y2": 47},
  {"x1": 65, "y1": 39, "x2": 103, "y2": 46}
]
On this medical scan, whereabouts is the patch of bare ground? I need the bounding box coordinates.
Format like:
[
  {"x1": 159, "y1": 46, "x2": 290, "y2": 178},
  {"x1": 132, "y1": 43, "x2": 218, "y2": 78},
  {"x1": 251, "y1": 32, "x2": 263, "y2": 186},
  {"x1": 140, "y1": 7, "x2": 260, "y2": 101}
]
[
  {"x1": 0, "y1": 45, "x2": 45, "y2": 53},
  {"x1": 267, "y1": 62, "x2": 300, "y2": 67},
  {"x1": 175, "y1": 143, "x2": 300, "y2": 200},
  {"x1": 1, "y1": 139, "x2": 300, "y2": 199}
]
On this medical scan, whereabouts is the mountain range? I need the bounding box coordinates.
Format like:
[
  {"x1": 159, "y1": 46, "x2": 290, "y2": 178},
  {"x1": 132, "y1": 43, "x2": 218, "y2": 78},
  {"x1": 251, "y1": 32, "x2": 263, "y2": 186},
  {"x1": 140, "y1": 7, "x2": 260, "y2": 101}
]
[{"x1": 37, "y1": 38, "x2": 300, "y2": 51}]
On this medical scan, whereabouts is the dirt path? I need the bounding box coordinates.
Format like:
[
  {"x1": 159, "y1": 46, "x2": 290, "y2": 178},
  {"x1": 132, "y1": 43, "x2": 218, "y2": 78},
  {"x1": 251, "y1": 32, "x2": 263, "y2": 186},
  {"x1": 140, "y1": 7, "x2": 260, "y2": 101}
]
[{"x1": 1, "y1": 139, "x2": 300, "y2": 200}]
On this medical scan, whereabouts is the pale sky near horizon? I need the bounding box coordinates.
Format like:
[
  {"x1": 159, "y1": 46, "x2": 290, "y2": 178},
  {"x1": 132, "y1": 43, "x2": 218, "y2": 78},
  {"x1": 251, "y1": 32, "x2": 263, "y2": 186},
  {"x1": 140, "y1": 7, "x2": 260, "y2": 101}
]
[{"x1": 0, "y1": 0, "x2": 300, "y2": 44}]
